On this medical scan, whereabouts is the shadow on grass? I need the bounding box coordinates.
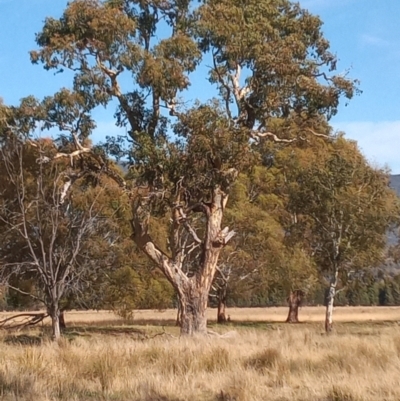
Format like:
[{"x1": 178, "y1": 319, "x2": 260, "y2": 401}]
[
  {"x1": 63, "y1": 325, "x2": 147, "y2": 336},
  {"x1": 2, "y1": 317, "x2": 398, "y2": 344},
  {"x1": 329, "y1": 320, "x2": 399, "y2": 336},
  {"x1": 123, "y1": 318, "x2": 178, "y2": 327},
  {"x1": 3, "y1": 333, "x2": 44, "y2": 346}
]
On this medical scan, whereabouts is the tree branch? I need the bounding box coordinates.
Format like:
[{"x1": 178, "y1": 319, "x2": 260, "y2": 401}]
[
  {"x1": 175, "y1": 206, "x2": 202, "y2": 244},
  {"x1": 5, "y1": 284, "x2": 45, "y2": 304},
  {"x1": 304, "y1": 128, "x2": 331, "y2": 139},
  {"x1": 250, "y1": 130, "x2": 298, "y2": 143},
  {"x1": 0, "y1": 312, "x2": 48, "y2": 330},
  {"x1": 212, "y1": 226, "x2": 236, "y2": 247}
]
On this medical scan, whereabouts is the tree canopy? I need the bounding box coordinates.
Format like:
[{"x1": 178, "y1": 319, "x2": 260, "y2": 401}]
[
  {"x1": 2, "y1": 0, "x2": 397, "y2": 338},
  {"x1": 25, "y1": 0, "x2": 361, "y2": 335}
]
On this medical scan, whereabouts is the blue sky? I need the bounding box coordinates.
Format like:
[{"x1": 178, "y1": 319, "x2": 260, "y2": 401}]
[{"x1": 0, "y1": 0, "x2": 399, "y2": 173}]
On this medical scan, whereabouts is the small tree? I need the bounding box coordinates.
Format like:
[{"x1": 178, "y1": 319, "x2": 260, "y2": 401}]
[
  {"x1": 0, "y1": 135, "x2": 119, "y2": 339},
  {"x1": 285, "y1": 137, "x2": 400, "y2": 332}
]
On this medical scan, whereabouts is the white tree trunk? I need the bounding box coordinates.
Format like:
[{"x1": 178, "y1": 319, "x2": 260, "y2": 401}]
[
  {"x1": 49, "y1": 300, "x2": 61, "y2": 340},
  {"x1": 51, "y1": 312, "x2": 61, "y2": 340},
  {"x1": 325, "y1": 287, "x2": 335, "y2": 332},
  {"x1": 325, "y1": 269, "x2": 338, "y2": 333}
]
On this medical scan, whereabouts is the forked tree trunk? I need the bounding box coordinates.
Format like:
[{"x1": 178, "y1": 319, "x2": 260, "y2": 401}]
[
  {"x1": 131, "y1": 184, "x2": 235, "y2": 336},
  {"x1": 286, "y1": 290, "x2": 304, "y2": 323}
]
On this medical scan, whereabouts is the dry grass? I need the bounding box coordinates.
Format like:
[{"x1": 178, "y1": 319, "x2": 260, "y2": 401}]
[
  {"x1": 63, "y1": 305, "x2": 400, "y2": 324},
  {"x1": 67, "y1": 305, "x2": 400, "y2": 325},
  {"x1": 2, "y1": 305, "x2": 399, "y2": 327},
  {"x1": 0, "y1": 310, "x2": 400, "y2": 400}
]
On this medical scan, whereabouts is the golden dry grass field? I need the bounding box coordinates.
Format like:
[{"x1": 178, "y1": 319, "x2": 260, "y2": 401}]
[
  {"x1": 66, "y1": 305, "x2": 400, "y2": 325},
  {"x1": 2, "y1": 305, "x2": 399, "y2": 326},
  {"x1": 1, "y1": 306, "x2": 400, "y2": 401}
]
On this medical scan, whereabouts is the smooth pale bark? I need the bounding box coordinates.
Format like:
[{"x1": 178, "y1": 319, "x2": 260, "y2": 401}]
[
  {"x1": 325, "y1": 269, "x2": 339, "y2": 333},
  {"x1": 325, "y1": 288, "x2": 335, "y2": 333},
  {"x1": 286, "y1": 290, "x2": 304, "y2": 323},
  {"x1": 51, "y1": 310, "x2": 61, "y2": 340}
]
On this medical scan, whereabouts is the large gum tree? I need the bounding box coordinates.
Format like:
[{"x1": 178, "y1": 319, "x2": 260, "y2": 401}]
[{"x1": 29, "y1": 0, "x2": 356, "y2": 335}]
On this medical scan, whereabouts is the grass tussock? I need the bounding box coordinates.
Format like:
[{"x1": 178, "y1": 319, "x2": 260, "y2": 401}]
[
  {"x1": 245, "y1": 347, "x2": 282, "y2": 371},
  {"x1": 0, "y1": 322, "x2": 400, "y2": 400},
  {"x1": 326, "y1": 385, "x2": 362, "y2": 401}
]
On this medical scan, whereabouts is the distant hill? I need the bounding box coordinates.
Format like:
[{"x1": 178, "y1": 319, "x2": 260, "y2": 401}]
[
  {"x1": 390, "y1": 175, "x2": 400, "y2": 195},
  {"x1": 384, "y1": 175, "x2": 400, "y2": 274}
]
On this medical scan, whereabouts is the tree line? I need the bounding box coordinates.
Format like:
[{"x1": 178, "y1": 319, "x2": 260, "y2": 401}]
[{"x1": 0, "y1": 0, "x2": 399, "y2": 339}]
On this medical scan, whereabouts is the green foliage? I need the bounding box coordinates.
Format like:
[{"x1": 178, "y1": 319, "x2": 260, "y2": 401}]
[
  {"x1": 4, "y1": 0, "x2": 388, "y2": 322},
  {"x1": 6, "y1": 279, "x2": 38, "y2": 310},
  {"x1": 28, "y1": 0, "x2": 358, "y2": 211},
  {"x1": 105, "y1": 266, "x2": 142, "y2": 319},
  {"x1": 105, "y1": 266, "x2": 174, "y2": 319},
  {"x1": 280, "y1": 136, "x2": 399, "y2": 285},
  {"x1": 217, "y1": 165, "x2": 318, "y2": 308},
  {"x1": 195, "y1": 0, "x2": 358, "y2": 120}
]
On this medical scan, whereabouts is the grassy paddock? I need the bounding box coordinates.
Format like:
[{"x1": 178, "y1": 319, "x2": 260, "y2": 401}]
[
  {"x1": 65, "y1": 305, "x2": 400, "y2": 325},
  {"x1": 1, "y1": 307, "x2": 400, "y2": 400},
  {"x1": 2, "y1": 305, "x2": 399, "y2": 327}
]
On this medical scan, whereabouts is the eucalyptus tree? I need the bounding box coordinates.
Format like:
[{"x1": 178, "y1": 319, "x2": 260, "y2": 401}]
[
  {"x1": 216, "y1": 165, "x2": 317, "y2": 322},
  {"x1": 29, "y1": 0, "x2": 356, "y2": 334},
  {"x1": 0, "y1": 108, "x2": 124, "y2": 338},
  {"x1": 283, "y1": 137, "x2": 400, "y2": 332}
]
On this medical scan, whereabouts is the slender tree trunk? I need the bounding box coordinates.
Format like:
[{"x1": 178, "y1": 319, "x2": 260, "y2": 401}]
[
  {"x1": 325, "y1": 288, "x2": 335, "y2": 333},
  {"x1": 217, "y1": 297, "x2": 227, "y2": 323},
  {"x1": 217, "y1": 286, "x2": 227, "y2": 324},
  {"x1": 175, "y1": 303, "x2": 182, "y2": 327},
  {"x1": 59, "y1": 309, "x2": 66, "y2": 330},
  {"x1": 286, "y1": 290, "x2": 304, "y2": 323},
  {"x1": 325, "y1": 269, "x2": 339, "y2": 333},
  {"x1": 50, "y1": 308, "x2": 61, "y2": 340}
]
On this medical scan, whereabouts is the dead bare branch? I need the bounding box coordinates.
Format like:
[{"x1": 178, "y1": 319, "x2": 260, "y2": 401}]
[{"x1": 0, "y1": 313, "x2": 48, "y2": 330}]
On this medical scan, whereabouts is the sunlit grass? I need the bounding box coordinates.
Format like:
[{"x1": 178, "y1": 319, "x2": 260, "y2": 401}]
[
  {"x1": 1, "y1": 309, "x2": 400, "y2": 400},
  {"x1": 2, "y1": 305, "x2": 400, "y2": 328}
]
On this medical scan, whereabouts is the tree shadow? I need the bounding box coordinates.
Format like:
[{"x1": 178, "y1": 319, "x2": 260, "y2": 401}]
[
  {"x1": 3, "y1": 333, "x2": 44, "y2": 346},
  {"x1": 208, "y1": 320, "x2": 286, "y2": 330},
  {"x1": 63, "y1": 325, "x2": 148, "y2": 337},
  {"x1": 124, "y1": 318, "x2": 177, "y2": 327}
]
